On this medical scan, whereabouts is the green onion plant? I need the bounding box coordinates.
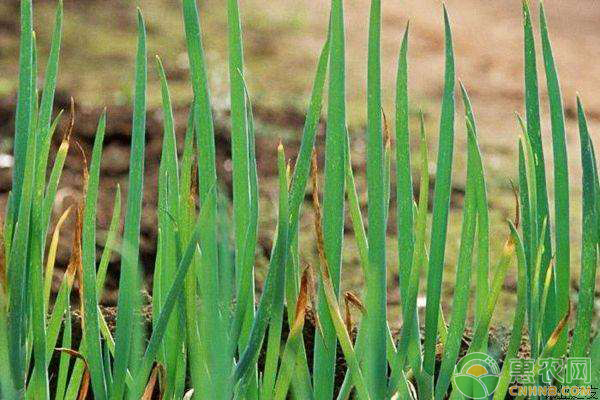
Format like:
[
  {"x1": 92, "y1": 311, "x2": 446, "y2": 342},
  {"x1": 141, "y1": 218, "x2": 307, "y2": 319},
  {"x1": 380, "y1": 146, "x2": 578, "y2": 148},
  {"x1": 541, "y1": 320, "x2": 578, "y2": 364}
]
[{"x1": 0, "y1": 0, "x2": 597, "y2": 399}]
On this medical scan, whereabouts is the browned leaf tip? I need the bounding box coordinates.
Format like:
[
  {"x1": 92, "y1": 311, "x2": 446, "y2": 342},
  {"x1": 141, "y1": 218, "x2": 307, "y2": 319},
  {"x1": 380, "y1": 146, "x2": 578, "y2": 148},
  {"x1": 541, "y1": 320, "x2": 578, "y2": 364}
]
[
  {"x1": 56, "y1": 347, "x2": 87, "y2": 363},
  {"x1": 55, "y1": 346, "x2": 91, "y2": 400},
  {"x1": 68, "y1": 205, "x2": 85, "y2": 323},
  {"x1": 344, "y1": 291, "x2": 366, "y2": 315},
  {"x1": 382, "y1": 107, "x2": 392, "y2": 149},
  {"x1": 73, "y1": 138, "x2": 89, "y2": 197},
  {"x1": 77, "y1": 369, "x2": 90, "y2": 400},
  {"x1": 544, "y1": 299, "x2": 571, "y2": 351},
  {"x1": 344, "y1": 294, "x2": 353, "y2": 334},
  {"x1": 62, "y1": 97, "x2": 75, "y2": 142},
  {"x1": 291, "y1": 266, "x2": 310, "y2": 334},
  {"x1": 509, "y1": 179, "x2": 520, "y2": 229},
  {"x1": 344, "y1": 291, "x2": 366, "y2": 335},
  {"x1": 305, "y1": 263, "x2": 317, "y2": 313},
  {"x1": 142, "y1": 363, "x2": 165, "y2": 400},
  {"x1": 304, "y1": 262, "x2": 324, "y2": 342},
  {"x1": 310, "y1": 151, "x2": 330, "y2": 281}
]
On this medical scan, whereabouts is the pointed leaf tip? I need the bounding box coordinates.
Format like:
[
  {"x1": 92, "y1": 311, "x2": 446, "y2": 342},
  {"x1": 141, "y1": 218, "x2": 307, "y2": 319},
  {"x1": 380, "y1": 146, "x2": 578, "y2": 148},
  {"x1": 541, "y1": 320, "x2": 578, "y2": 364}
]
[{"x1": 137, "y1": 8, "x2": 145, "y2": 26}]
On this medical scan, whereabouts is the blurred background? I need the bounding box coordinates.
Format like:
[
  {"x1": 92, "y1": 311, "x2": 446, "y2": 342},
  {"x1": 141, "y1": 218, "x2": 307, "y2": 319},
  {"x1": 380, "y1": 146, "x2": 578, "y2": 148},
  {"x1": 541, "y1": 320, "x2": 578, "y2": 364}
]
[{"x1": 0, "y1": 0, "x2": 598, "y2": 328}]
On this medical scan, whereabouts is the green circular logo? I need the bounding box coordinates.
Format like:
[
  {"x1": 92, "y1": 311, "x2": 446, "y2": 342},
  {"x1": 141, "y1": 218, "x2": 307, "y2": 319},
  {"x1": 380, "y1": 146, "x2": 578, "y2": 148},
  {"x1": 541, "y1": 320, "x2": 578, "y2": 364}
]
[{"x1": 452, "y1": 352, "x2": 500, "y2": 399}]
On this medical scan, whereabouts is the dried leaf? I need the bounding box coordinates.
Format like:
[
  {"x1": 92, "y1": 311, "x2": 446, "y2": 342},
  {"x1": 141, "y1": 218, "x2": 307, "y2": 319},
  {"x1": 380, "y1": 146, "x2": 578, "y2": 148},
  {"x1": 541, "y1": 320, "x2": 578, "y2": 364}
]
[
  {"x1": 545, "y1": 300, "x2": 570, "y2": 351},
  {"x1": 382, "y1": 107, "x2": 392, "y2": 148},
  {"x1": 73, "y1": 139, "x2": 89, "y2": 197},
  {"x1": 77, "y1": 369, "x2": 90, "y2": 400},
  {"x1": 63, "y1": 97, "x2": 75, "y2": 142},
  {"x1": 45, "y1": 205, "x2": 73, "y2": 302},
  {"x1": 291, "y1": 266, "x2": 310, "y2": 333},
  {"x1": 344, "y1": 294, "x2": 352, "y2": 334},
  {"x1": 309, "y1": 152, "x2": 332, "y2": 344},
  {"x1": 69, "y1": 205, "x2": 85, "y2": 324},
  {"x1": 344, "y1": 291, "x2": 366, "y2": 315},
  {"x1": 509, "y1": 179, "x2": 520, "y2": 229},
  {"x1": 55, "y1": 347, "x2": 90, "y2": 400},
  {"x1": 142, "y1": 363, "x2": 165, "y2": 400},
  {"x1": 310, "y1": 151, "x2": 329, "y2": 280}
]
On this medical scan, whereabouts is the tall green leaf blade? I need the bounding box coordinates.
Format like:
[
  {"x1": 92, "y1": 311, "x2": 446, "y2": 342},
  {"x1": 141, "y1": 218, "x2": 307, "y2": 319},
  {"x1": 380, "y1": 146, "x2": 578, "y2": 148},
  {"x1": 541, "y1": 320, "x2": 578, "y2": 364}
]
[
  {"x1": 96, "y1": 186, "x2": 121, "y2": 297},
  {"x1": 493, "y1": 223, "x2": 527, "y2": 400},
  {"x1": 423, "y1": 5, "x2": 455, "y2": 381},
  {"x1": 571, "y1": 98, "x2": 598, "y2": 357},
  {"x1": 392, "y1": 111, "x2": 429, "y2": 393},
  {"x1": 434, "y1": 118, "x2": 478, "y2": 400},
  {"x1": 539, "y1": 2, "x2": 570, "y2": 355},
  {"x1": 111, "y1": 10, "x2": 146, "y2": 399},
  {"x1": 345, "y1": 133, "x2": 368, "y2": 272},
  {"x1": 260, "y1": 145, "x2": 290, "y2": 400},
  {"x1": 81, "y1": 112, "x2": 108, "y2": 399},
  {"x1": 7, "y1": 34, "x2": 37, "y2": 393},
  {"x1": 227, "y1": 0, "x2": 250, "y2": 258},
  {"x1": 282, "y1": 35, "x2": 330, "y2": 400},
  {"x1": 337, "y1": 130, "x2": 404, "y2": 399},
  {"x1": 460, "y1": 84, "x2": 489, "y2": 333},
  {"x1": 154, "y1": 56, "x2": 183, "y2": 395},
  {"x1": 522, "y1": 2, "x2": 553, "y2": 319},
  {"x1": 518, "y1": 136, "x2": 536, "y2": 345},
  {"x1": 37, "y1": 0, "x2": 63, "y2": 162},
  {"x1": 0, "y1": 288, "x2": 16, "y2": 397},
  {"x1": 313, "y1": 0, "x2": 347, "y2": 397},
  {"x1": 396, "y1": 23, "x2": 413, "y2": 300},
  {"x1": 177, "y1": 101, "x2": 210, "y2": 395},
  {"x1": 11, "y1": 0, "x2": 33, "y2": 216},
  {"x1": 24, "y1": 41, "x2": 38, "y2": 389},
  {"x1": 156, "y1": 57, "x2": 180, "y2": 219},
  {"x1": 226, "y1": 7, "x2": 257, "y2": 395},
  {"x1": 519, "y1": 118, "x2": 543, "y2": 357},
  {"x1": 29, "y1": 39, "x2": 50, "y2": 398},
  {"x1": 229, "y1": 80, "x2": 259, "y2": 354},
  {"x1": 364, "y1": 0, "x2": 387, "y2": 396},
  {"x1": 230, "y1": 93, "x2": 279, "y2": 391},
  {"x1": 182, "y1": 0, "x2": 228, "y2": 396},
  {"x1": 132, "y1": 195, "x2": 213, "y2": 398},
  {"x1": 389, "y1": 26, "x2": 426, "y2": 395},
  {"x1": 7, "y1": 2, "x2": 35, "y2": 384},
  {"x1": 288, "y1": 37, "x2": 329, "y2": 238},
  {"x1": 232, "y1": 149, "x2": 290, "y2": 388},
  {"x1": 310, "y1": 158, "x2": 370, "y2": 400},
  {"x1": 34, "y1": 2, "x2": 63, "y2": 257}
]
